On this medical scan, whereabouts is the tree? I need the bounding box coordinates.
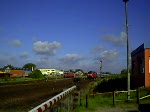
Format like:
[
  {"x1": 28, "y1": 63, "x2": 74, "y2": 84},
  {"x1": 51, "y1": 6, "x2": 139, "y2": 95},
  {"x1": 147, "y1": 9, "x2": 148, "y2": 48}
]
[
  {"x1": 75, "y1": 69, "x2": 84, "y2": 74},
  {"x1": 69, "y1": 69, "x2": 75, "y2": 73},
  {"x1": 121, "y1": 69, "x2": 127, "y2": 74},
  {"x1": 3, "y1": 64, "x2": 14, "y2": 70},
  {"x1": 23, "y1": 63, "x2": 36, "y2": 71},
  {"x1": 121, "y1": 69, "x2": 131, "y2": 75},
  {"x1": 105, "y1": 72, "x2": 111, "y2": 74},
  {"x1": 29, "y1": 69, "x2": 44, "y2": 79},
  {"x1": 102, "y1": 72, "x2": 111, "y2": 75}
]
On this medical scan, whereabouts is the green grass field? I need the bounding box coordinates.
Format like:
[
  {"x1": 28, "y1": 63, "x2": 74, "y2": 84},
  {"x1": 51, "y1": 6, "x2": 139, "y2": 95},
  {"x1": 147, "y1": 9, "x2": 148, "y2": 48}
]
[
  {"x1": 0, "y1": 75, "x2": 63, "y2": 84},
  {"x1": 73, "y1": 88, "x2": 150, "y2": 112},
  {"x1": 0, "y1": 77, "x2": 39, "y2": 83}
]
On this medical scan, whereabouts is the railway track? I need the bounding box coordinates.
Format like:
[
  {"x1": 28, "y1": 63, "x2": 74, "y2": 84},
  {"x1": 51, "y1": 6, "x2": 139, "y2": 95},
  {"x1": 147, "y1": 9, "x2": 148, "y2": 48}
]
[{"x1": 0, "y1": 78, "x2": 91, "y2": 112}]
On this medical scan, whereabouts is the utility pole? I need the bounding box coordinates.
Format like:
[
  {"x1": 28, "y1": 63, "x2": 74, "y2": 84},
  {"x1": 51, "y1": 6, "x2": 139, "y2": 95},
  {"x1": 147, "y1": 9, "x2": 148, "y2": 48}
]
[
  {"x1": 100, "y1": 61, "x2": 102, "y2": 78},
  {"x1": 123, "y1": 0, "x2": 130, "y2": 100}
]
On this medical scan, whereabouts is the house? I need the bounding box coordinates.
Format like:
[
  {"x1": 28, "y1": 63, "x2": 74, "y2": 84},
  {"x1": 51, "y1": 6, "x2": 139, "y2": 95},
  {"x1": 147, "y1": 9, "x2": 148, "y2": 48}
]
[
  {"x1": 131, "y1": 43, "x2": 150, "y2": 87},
  {"x1": 10, "y1": 70, "x2": 25, "y2": 78},
  {"x1": 0, "y1": 71, "x2": 11, "y2": 78}
]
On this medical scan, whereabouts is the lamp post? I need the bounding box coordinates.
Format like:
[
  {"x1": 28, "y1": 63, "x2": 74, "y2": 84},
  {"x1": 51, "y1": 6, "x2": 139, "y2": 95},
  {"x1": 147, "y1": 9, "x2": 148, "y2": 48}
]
[{"x1": 123, "y1": 0, "x2": 130, "y2": 100}]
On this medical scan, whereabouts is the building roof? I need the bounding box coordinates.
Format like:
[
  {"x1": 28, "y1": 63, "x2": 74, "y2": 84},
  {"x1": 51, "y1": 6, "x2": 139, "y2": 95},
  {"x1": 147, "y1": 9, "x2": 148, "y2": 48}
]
[
  {"x1": 10, "y1": 70, "x2": 25, "y2": 75},
  {"x1": 131, "y1": 43, "x2": 150, "y2": 57}
]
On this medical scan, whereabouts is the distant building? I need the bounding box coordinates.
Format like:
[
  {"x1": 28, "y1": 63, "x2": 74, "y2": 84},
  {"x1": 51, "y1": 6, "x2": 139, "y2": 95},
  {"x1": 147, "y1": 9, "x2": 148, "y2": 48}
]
[
  {"x1": 4, "y1": 67, "x2": 11, "y2": 73},
  {"x1": 0, "y1": 67, "x2": 31, "y2": 78},
  {"x1": 10, "y1": 70, "x2": 25, "y2": 78},
  {"x1": 0, "y1": 71, "x2": 11, "y2": 78},
  {"x1": 23, "y1": 70, "x2": 31, "y2": 77},
  {"x1": 131, "y1": 43, "x2": 150, "y2": 87},
  {"x1": 39, "y1": 69, "x2": 64, "y2": 76}
]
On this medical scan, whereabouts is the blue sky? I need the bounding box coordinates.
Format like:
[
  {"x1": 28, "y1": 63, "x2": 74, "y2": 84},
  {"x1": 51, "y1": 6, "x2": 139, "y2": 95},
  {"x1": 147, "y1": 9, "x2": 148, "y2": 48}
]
[{"x1": 0, "y1": 0, "x2": 150, "y2": 73}]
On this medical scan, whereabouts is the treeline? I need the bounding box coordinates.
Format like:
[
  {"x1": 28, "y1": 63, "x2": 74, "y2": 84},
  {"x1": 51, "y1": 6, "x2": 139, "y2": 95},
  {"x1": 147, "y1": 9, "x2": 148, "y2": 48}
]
[{"x1": 2, "y1": 63, "x2": 36, "y2": 71}]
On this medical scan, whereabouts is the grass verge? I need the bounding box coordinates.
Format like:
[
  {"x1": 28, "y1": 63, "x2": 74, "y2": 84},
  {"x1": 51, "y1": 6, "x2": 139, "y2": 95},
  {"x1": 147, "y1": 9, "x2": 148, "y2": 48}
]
[
  {"x1": 73, "y1": 88, "x2": 150, "y2": 112},
  {"x1": 0, "y1": 77, "x2": 43, "y2": 84}
]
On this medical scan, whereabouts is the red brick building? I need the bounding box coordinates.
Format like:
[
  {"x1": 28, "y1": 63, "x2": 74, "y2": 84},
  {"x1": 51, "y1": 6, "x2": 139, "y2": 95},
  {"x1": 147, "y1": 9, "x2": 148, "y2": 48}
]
[
  {"x1": 10, "y1": 70, "x2": 25, "y2": 78},
  {"x1": 131, "y1": 43, "x2": 150, "y2": 87}
]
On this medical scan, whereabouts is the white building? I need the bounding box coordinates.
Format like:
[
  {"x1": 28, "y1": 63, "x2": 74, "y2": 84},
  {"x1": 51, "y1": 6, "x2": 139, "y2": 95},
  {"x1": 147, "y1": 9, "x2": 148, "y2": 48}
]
[{"x1": 39, "y1": 69, "x2": 64, "y2": 76}]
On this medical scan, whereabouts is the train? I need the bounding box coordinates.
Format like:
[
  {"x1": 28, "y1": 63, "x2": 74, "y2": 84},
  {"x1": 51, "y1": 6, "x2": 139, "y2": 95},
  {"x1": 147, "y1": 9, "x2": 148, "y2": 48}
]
[{"x1": 87, "y1": 71, "x2": 99, "y2": 79}]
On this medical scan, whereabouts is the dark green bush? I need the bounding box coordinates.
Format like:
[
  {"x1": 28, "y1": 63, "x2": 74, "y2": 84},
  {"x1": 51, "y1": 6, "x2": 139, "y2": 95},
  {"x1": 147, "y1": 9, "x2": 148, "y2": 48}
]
[
  {"x1": 29, "y1": 69, "x2": 44, "y2": 79},
  {"x1": 4, "y1": 75, "x2": 10, "y2": 81},
  {"x1": 94, "y1": 74, "x2": 127, "y2": 92},
  {"x1": 94, "y1": 74, "x2": 141, "y2": 93}
]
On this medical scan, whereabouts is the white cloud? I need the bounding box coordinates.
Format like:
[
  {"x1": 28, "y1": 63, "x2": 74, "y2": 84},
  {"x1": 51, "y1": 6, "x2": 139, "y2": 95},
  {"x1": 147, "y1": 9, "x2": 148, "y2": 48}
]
[
  {"x1": 94, "y1": 49, "x2": 119, "y2": 66},
  {"x1": 35, "y1": 57, "x2": 52, "y2": 68},
  {"x1": 90, "y1": 46, "x2": 105, "y2": 54},
  {"x1": 103, "y1": 61, "x2": 126, "y2": 74},
  {"x1": 59, "y1": 54, "x2": 85, "y2": 63},
  {"x1": 10, "y1": 39, "x2": 22, "y2": 47},
  {"x1": 0, "y1": 56, "x2": 24, "y2": 68},
  {"x1": 0, "y1": 48, "x2": 125, "y2": 74},
  {"x1": 100, "y1": 50, "x2": 118, "y2": 61},
  {"x1": 33, "y1": 41, "x2": 61, "y2": 56},
  {"x1": 92, "y1": 49, "x2": 127, "y2": 73},
  {"x1": 0, "y1": 58, "x2": 7, "y2": 67},
  {"x1": 102, "y1": 32, "x2": 126, "y2": 46},
  {"x1": 19, "y1": 52, "x2": 29, "y2": 58},
  {"x1": 58, "y1": 54, "x2": 86, "y2": 69},
  {"x1": 0, "y1": 51, "x2": 11, "y2": 56}
]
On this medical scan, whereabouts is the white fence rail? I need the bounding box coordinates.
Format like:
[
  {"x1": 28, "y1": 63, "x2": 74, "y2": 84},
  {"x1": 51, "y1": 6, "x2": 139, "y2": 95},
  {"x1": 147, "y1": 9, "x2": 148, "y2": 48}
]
[{"x1": 28, "y1": 86, "x2": 76, "y2": 112}]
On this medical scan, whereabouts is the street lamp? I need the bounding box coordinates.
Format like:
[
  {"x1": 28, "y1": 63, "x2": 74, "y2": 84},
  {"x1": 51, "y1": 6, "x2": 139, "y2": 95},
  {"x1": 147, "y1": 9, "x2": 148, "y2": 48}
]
[{"x1": 123, "y1": 0, "x2": 130, "y2": 100}]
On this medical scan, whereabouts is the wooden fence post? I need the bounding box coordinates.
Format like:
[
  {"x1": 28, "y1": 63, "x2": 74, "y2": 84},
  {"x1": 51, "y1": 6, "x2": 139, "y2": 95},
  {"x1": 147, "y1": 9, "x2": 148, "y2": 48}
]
[
  {"x1": 50, "y1": 106, "x2": 54, "y2": 112},
  {"x1": 59, "y1": 102, "x2": 62, "y2": 112},
  {"x1": 67, "y1": 95, "x2": 70, "y2": 112},
  {"x1": 79, "y1": 91, "x2": 82, "y2": 106},
  {"x1": 86, "y1": 94, "x2": 88, "y2": 108},
  {"x1": 80, "y1": 98, "x2": 82, "y2": 106},
  {"x1": 113, "y1": 91, "x2": 116, "y2": 107},
  {"x1": 137, "y1": 87, "x2": 140, "y2": 105}
]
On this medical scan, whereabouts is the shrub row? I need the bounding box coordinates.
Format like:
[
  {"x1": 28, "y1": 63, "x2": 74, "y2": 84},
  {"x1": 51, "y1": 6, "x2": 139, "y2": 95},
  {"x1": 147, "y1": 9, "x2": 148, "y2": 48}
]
[{"x1": 94, "y1": 74, "x2": 142, "y2": 93}]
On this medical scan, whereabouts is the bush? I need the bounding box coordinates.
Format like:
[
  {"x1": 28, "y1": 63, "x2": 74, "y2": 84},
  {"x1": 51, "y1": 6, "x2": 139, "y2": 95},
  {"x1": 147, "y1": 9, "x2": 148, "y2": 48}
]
[
  {"x1": 94, "y1": 74, "x2": 127, "y2": 92},
  {"x1": 94, "y1": 74, "x2": 142, "y2": 93},
  {"x1": 4, "y1": 75, "x2": 10, "y2": 81},
  {"x1": 29, "y1": 69, "x2": 44, "y2": 79}
]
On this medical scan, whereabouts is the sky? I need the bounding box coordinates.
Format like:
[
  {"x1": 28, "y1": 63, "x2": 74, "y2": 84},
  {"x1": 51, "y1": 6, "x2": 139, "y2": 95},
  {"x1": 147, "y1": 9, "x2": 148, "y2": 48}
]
[{"x1": 0, "y1": 0, "x2": 150, "y2": 74}]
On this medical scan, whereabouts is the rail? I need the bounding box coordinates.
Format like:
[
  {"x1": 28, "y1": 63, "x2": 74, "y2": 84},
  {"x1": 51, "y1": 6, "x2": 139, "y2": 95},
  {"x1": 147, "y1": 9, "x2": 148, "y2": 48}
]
[{"x1": 28, "y1": 86, "x2": 76, "y2": 112}]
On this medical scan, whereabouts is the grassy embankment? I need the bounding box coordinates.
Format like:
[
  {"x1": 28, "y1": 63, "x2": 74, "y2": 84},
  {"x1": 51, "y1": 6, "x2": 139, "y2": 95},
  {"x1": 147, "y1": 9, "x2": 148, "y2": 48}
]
[
  {"x1": 73, "y1": 75, "x2": 150, "y2": 112},
  {"x1": 74, "y1": 90, "x2": 150, "y2": 112}
]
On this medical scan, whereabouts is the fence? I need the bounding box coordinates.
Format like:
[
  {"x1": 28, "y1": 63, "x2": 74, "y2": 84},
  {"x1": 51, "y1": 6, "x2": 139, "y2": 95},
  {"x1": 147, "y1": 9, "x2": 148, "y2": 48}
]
[
  {"x1": 28, "y1": 86, "x2": 76, "y2": 112},
  {"x1": 113, "y1": 87, "x2": 150, "y2": 106},
  {"x1": 89, "y1": 87, "x2": 150, "y2": 107}
]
